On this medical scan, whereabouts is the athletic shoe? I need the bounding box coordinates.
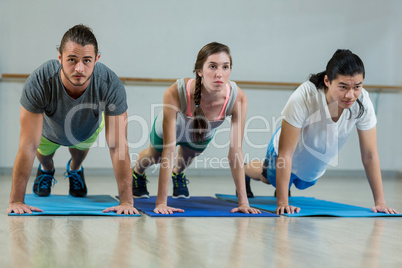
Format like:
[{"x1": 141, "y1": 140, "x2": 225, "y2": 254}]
[
  {"x1": 235, "y1": 175, "x2": 254, "y2": 198},
  {"x1": 132, "y1": 170, "x2": 149, "y2": 198},
  {"x1": 64, "y1": 159, "x2": 87, "y2": 197},
  {"x1": 32, "y1": 164, "x2": 57, "y2": 197},
  {"x1": 172, "y1": 172, "x2": 190, "y2": 199},
  {"x1": 245, "y1": 175, "x2": 254, "y2": 198}
]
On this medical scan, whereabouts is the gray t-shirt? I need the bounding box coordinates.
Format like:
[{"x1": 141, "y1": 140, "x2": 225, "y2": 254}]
[{"x1": 20, "y1": 59, "x2": 127, "y2": 146}]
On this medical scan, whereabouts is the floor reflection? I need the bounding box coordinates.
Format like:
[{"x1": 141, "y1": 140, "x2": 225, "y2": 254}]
[
  {"x1": 361, "y1": 219, "x2": 385, "y2": 268},
  {"x1": 9, "y1": 217, "x2": 56, "y2": 268}
]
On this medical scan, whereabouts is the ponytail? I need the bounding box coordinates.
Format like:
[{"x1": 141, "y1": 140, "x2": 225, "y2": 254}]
[
  {"x1": 309, "y1": 71, "x2": 326, "y2": 89},
  {"x1": 192, "y1": 74, "x2": 208, "y2": 143}
]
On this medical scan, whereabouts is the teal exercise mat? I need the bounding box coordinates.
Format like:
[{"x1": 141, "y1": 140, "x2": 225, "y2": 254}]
[
  {"x1": 8, "y1": 194, "x2": 141, "y2": 217},
  {"x1": 215, "y1": 194, "x2": 401, "y2": 217},
  {"x1": 130, "y1": 196, "x2": 278, "y2": 217}
]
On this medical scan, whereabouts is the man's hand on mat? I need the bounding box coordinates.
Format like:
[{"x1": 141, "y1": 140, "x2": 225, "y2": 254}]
[
  {"x1": 276, "y1": 204, "x2": 301, "y2": 215},
  {"x1": 7, "y1": 202, "x2": 43, "y2": 214},
  {"x1": 231, "y1": 204, "x2": 261, "y2": 214},
  {"x1": 103, "y1": 203, "x2": 139, "y2": 215},
  {"x1": 154, "y1": 204, "x2": 185, "y2": 214},
  {"x1": 371, "y1": 204, "x2": 399, "y2": 214}
]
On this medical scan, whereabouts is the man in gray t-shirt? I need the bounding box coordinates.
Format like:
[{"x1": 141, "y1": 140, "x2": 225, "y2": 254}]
[{"x1": 8, "y1": 24, "x2": 138, "y2": 215}]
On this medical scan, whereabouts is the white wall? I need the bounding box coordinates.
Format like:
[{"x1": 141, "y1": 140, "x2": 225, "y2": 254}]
[{"x1": 1, "y1": 0, "x2": 401, "y2": 173}]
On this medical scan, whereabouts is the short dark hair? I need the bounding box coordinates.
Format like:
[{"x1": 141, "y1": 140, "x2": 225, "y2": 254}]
[{"x1": 58, "y1": 24, "x2": 98, "y2": 56}]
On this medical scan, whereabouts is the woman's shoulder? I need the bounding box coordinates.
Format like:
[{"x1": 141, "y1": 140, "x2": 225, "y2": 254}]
[
  {"x1": 183, "y1": 78, "x2": 192, "y2": 83},
  {"x1": 289, "y1": 81, "x2": 320, "y2": 103},
  {"x1": 234, "y1": 85, "x2": 245, "y2": 102},
  {"x1": 164, "y1": 81, "x2": 179, "y2": 97},
  {"x1": 173, "y1": 78, "x2": 193, "y2": 91},
  {"x1": 353, "y1": 88, "x2": 374, "y2": 113},
  {"x1": 297, "y1": 81, "x2": 318, "y2": 94},
  {"x1": 163, "y1": 79, "x2": 185, "y2": 107},
  {"x1": 358, "y1": 88, "x2": 371, "y2": 101}
]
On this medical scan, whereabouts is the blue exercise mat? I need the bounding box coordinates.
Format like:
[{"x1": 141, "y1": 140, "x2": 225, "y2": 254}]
[
  {"x1": 132, "y1": 196, "x2": 278, "y2": 217},
  {"x1": 8, "y1": 194, "x2": 140, "y2": 217},
  {"x1": 215, "y1": 194, "x2": 401, "y2": 217}
]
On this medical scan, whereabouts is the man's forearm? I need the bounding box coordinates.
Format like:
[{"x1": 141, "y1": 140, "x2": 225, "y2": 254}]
[
  {"x1": 109, "y1": 149, "x2": 133, "y2": 205},
  {"x1": 10, "y1": 150, "x2": 36, "y2": 204}
]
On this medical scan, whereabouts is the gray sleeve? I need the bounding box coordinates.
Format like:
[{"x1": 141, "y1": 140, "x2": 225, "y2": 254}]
[
  {"x1": 104, "y1": 80, "x2": 128, "y2": 116},
  {"x1": 98, "y1": 64, "x2": 128, "y2": 116},
  {"x1": 20, "y1": 68, "x2": 47, "y2": 113}
]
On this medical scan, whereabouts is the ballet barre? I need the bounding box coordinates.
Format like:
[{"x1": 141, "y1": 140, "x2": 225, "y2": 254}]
[{"x1": 2, "y1": 73, "x2": 402, "y2": 92}]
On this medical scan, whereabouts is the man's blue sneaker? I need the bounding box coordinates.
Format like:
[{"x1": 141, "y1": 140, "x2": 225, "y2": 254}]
[
  {"x1": 32, "y1": 164, "x2": 57, "y2": 197},
  {"x1": 132, "y1": 170, "x2": 149, "y2": 198},
  {"x1": 64, "y1": 159, "x2": 87, "y2": 197},
  {"x1": 172, "y1": 172, "x2": 190, "y2": 199}
]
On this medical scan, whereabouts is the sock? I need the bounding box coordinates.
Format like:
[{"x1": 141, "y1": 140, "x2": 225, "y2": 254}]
[
  {"x1": 69, "y1": 165, "x2": 82, "y2": 172},
  {"x1": 40, "y1": 164, "x2": 54, "y2": 173},
  {"x1": 133, "y1": 169, "x2": 145, "y2": 177}
]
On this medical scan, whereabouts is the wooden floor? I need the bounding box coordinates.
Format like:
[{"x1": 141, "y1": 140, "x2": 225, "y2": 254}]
[{"x1": 1, "y1": 173, "x2": 401, "y2": 268}]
